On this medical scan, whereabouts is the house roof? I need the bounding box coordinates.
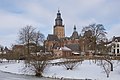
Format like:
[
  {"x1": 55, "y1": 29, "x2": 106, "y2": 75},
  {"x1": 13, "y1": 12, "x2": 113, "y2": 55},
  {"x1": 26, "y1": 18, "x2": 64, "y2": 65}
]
[
  {"x1": 12, "y1": 45, "x2": 24, "y2": 49},
  {"x1": 112, "y1": 36, "x2": 120, "y2": 42},
  {"x1": 65, "y1": 44, "x2": 80, "y2": 52}
]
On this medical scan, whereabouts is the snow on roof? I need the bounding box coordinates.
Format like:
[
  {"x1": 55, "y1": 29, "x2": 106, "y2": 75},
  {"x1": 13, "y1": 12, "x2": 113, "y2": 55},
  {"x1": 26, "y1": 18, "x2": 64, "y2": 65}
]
[
  {"x1": 72, "y1": 52, "x2": 80, "y2": 54},
  {"x1": 49, "y1": 59, "x2": 62, "y2": 63},
  {"x1": 59, "y1": 46, "x2": 71, "y2": 51}
]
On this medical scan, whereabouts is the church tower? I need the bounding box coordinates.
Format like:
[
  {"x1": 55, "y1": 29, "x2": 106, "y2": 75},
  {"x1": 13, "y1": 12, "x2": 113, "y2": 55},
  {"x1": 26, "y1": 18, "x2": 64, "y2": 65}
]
[
  {"x1": 54, "y1": 10, "x2": 65, "y2": 39},
  {"x1": 71, "y1": 25, "x2": 79, "y2": 39}
]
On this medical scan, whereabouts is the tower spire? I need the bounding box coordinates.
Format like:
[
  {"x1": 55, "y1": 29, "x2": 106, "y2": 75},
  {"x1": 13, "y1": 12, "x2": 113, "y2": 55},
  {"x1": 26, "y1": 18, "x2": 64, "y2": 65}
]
[
  {"x1": 74, "y1": 25, "x2": 76, "y2": 31},
  {"x1": 71, "y1": 25, "x2": 78, "y2": 39},
  {"x1": 58, "y1": 7, "x2": 60, "y2": 13},
  {"x1": 55, "y1": 10, "x2": 63, "y2": 26},
  {"x1": 53, "y1": 10, "x2": 65, "y2": 39},
  {"x1": 58, "y1": 8, "x2": 60, "y2": 13}
]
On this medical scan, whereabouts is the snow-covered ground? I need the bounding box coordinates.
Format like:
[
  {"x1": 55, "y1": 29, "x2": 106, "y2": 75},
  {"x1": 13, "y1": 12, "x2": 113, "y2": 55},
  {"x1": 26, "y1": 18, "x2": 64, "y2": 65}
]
[
  {"x1": 44, "y1": 60, "x2": 120, "y2": 80},
  {"x1": 0, "y1": 61, "x2": 35, "y2": 75},
  {"x1": 0, "y1": 60, "x2": 120, "y2": 80}
]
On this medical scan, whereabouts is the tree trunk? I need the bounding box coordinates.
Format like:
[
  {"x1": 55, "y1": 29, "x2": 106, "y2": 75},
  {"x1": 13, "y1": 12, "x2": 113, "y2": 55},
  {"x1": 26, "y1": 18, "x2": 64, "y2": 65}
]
[
  {"x1": 35, "y1": 71, "x2": 43, "y2": 77},
  {"x1": 105, "y1": 59, "x2": 113, "y2": 71}
]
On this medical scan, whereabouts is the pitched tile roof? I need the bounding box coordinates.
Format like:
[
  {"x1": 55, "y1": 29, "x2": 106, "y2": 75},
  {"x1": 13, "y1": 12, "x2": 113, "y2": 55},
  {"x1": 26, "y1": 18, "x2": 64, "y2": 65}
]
[
  {"x1": 65, "y1": 44, "x2": 80, "y2": 52},
  {"x1": 47, "y1": 34, "x2": 59, "y2": 41}
]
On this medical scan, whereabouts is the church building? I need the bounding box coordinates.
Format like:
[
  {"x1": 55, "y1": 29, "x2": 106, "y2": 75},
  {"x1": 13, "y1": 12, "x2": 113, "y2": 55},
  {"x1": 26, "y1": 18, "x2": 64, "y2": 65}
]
[{"x1": 44, "y1": 10, "x2": 81, "y2": 57}]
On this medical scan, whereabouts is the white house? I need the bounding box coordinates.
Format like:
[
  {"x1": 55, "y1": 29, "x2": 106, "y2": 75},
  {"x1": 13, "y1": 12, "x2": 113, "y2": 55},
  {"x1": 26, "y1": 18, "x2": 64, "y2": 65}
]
[{"x1": 110, "y1": 36, "x2": 120, "y2": 56}]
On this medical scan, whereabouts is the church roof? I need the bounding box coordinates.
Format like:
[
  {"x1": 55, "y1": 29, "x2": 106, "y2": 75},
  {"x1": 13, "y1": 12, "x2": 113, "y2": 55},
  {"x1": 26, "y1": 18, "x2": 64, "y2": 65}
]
[
  {"x1": 71, "y1": 25, "x2": 79, "y2": 39},
  {"x1": 56, "y1": 10, "x2": 62, "y2": 19},
  {"x1": 71, "y1": 31, "x2": 79, "y2": 39},
  {"x1": 47, "y1": 34, "x2": 59, "y2": 41},
  {"x1": 55, "y1": 10, "x2": 63, "y2": 26}
]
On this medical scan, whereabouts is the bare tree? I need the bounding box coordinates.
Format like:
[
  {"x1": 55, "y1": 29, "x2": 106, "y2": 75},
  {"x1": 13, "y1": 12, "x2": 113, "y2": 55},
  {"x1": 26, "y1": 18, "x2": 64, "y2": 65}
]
[
  {"x1": 19, "y1": 25, "x2": 35, "y2": 55},
  {"x1": 29, "y1": 31, "x2": 47, "y2": 77},
  {"x1": 81, "y1": 23, "x2": 107, "y2": 54},
  {"x1": 61, "y1": 58, "x2": 82, "y2": 70},
  {"x1": 0, "y1": 45, "x2": 4, "y2": 59},
  {"x1": 95, "y1": 40, "x2": 114, "y2": 78},
  {"x1": 18, "y1": 25, "x2": 48, "y2": 77},
  {"x1": 82, "y1": 24, "x2": 107, "y2": 42},
  {"x1": 33, "y1": 31, "x2": 45, "y2": 53},
  {"x1": 98, "y1": 39, "x2": 113, "y2": 71},
  {"x1": 97, "y1": 59, "x2": 113, "y2": 78},
  {"x1": 26, "y1": 53, "x2": 49, "y2": 77},
  {"x1": 81, "y1": 24, "x2": 113, "y2": 78}
]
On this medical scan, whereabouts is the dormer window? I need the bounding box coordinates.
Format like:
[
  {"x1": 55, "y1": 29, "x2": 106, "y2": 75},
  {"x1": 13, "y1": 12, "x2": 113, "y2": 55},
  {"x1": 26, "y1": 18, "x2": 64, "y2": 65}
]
[{"x1": 115, "y1": 39, "x2": 118, "y2": 42}]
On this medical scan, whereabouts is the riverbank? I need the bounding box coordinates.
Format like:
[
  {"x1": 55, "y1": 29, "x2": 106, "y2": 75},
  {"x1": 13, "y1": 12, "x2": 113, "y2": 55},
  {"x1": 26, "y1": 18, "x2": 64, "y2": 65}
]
[{"x1": 0, "y1": 60, "x2": 120, "y2": 80}]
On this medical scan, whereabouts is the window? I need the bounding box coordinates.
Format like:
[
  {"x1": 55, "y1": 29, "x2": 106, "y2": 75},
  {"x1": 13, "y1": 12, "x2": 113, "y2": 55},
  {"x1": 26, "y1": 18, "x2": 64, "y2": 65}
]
[
  {"x1": 117, "y1": 44, "x2": 119, "y2": 47},
  {"x1": 113, "y1": 49, "x2": 115, "y2": 53},
  {"x1": 117, "y1": 49, "x2": 119, "y2": 53},
  {"x1": 113, "y1": 44, "x2": 116, "y2": 48}
]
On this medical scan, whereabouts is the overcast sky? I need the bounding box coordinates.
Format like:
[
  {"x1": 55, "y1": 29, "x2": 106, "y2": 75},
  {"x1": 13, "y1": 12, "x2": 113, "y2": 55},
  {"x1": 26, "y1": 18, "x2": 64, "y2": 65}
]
[{"x1": 0, "y1": 0, "x2": 120, "y2": 47}]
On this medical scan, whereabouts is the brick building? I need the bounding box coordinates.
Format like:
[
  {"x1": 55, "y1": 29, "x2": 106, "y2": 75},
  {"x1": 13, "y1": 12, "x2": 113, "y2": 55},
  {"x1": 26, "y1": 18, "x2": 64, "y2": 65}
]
[{"x1": 44, "y1": 10, "x2": 81, "y2": 57}]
